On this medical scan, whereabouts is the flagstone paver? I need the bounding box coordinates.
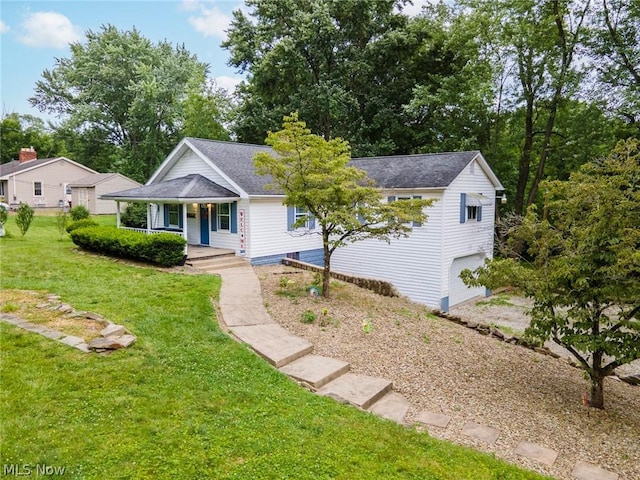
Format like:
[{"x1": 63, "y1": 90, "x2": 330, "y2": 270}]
[
  {"x1": 571, "y1": 461, "x2": 619, "y2": 480},
  {"x1": 515, "y1": 440, "x2": 558, "y2": 466},
  {"x1": 59, "y1": 335, "x2": 85, "y2": 347},
  {"x1": 414, "y1": 411, "x2": 452, "y2": 429},
  {"x1": 461, "y1": 422, "x2": 500, "y2": 444}
]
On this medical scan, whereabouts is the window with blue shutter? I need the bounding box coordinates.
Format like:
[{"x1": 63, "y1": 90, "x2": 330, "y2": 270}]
[
  {"x1": 230, "y1": 202, "x2": 238, "y2": 233},
  {"x1": 211, "y1": 204, "x2": 217, "y2": 231},
  {"x1": 287, "y1": 206, "x2": 295, "y2": 231},
  {"x1": 287, "y1": 206, "x2": 314, "y2": 230},
  {"x1": 460, "y1": 193, "x2": 467, "y2": 223}
]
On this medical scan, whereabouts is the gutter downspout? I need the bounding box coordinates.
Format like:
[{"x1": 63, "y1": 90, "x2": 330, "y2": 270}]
[
  {"x1": 116, "y1": 201, "x2": 121, "y2": 228},
  {"x1": 182, "y1": 202, "x2": 188, "y2": 255}
]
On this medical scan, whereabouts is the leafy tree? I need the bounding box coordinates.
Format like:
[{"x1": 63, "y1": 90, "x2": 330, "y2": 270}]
[
  {"x1": 30, "y1": 25, "x2": 210, "y2": 180},
  {"x1": 15, "y1": 203, "x2": 35, "y2": 237},
  {"x1": 254, "y1": 113, "x2": 433, "y2": 296},
  {"x1": 589, "y1": 0, "x2": 640, "y2": 132},
  {"x1": 121, "y1": 203, "x2": 147, "y2": 229},
  {"x1": 462, "y1": 139, "x2": 640, "y2": 409},
  {"x1": 181, "y1": 76, "x2": 232, "y2": 141},
  {"x1": 0, "y1": 113, "x2": 65, "y2": 164},
  {"x1": 224, "y1": 0, "x2": 479, "y2": 156}
]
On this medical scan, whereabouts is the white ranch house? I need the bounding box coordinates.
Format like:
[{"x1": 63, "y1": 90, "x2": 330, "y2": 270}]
[{"x1": 102, "y1": 137, "x2": 504, "y2": 311}]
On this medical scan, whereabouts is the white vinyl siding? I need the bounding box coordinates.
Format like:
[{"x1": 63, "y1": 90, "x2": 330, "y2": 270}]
[
  {"x1": 331, "y1": 191, "x2": 444, "y2": 307},
  {"x1": 247, "y1": 198, "x2": 322, "y2": 259},
  {"x1": 160, "y1": 150, "x2": 241, "y2": 195}
]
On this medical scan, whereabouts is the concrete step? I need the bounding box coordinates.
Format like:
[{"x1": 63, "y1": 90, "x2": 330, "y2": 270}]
[
  {"x1": 228, "y1": 323, "x2": 313, "y2": 368},
  {"x1": 317, "y1": 373, "x2": 392, "y2": 410},
  {"x1": 368, "y1": 391, "x2": 411, "y2": 425},
  {"x1": 279, "y1": 355, "x2": 350, "y2": 389},
  {"x1": 189, "y1": 256, "x2": 248, "y2": 272}
]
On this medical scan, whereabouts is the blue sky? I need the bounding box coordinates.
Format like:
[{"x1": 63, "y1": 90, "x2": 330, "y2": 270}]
[
  {"x1": 0, "y1": 0, "x2": 427, "y2": 125},
  {"x1": 0, "y1": 0, "x2": 251, "y2": 123}
]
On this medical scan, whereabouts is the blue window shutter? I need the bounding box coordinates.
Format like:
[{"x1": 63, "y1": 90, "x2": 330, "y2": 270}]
[
  {"x1": 230, "y1": 202, "x2": 238, "y2": 233},
  {"x1": 477, "y1": 205, "x2": 483, "y2": 222},
  {"x1": 287, "y1": 206, "x2": 295, "y2": 231},
  {"x1": 460, "y1": 193, "x2": 466, "y2": 223},
  {"x1": 178, "y1": 205, "x2": 184, "y2": 228},
  {"x1": 163, "y1": 204, "x2": 169, "y2": 228},
  {"x1": 211, "y1": 204, "x2": 217, "y2": 231},
  {"x1": 308, "y1": 214, "x2": 316, "y2": 229},
  {"x1": 388, "y1": 195, "x2": 396, "y2": 203},
  {"x1": 413, "y1": 195, "x2": 422, "y2": 227}
]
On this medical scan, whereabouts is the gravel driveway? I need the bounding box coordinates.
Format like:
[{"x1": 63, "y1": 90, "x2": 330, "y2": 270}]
[{"x1": 256, "y1": 265, "x2": 640, "y2": 480}]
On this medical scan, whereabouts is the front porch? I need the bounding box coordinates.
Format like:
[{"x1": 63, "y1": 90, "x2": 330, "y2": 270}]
[{"x1": 187, "y1": 245, "x2": 235, "y2": 261}]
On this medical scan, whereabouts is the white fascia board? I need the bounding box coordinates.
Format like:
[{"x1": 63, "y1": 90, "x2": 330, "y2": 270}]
[{"x1": 472, "y1": 152, "x2": 504, "y2": 190}]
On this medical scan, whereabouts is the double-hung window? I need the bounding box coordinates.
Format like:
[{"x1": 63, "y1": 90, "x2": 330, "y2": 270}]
[
  {"x1": 34, "y1": 181, "x2": 43, "y2": 197},
  {"x1": 218, "y1": 203, "x2": 230, "y2": 230},
  {"x1": 168, "y1": 204, "x2": 180, "y2": 227},
  {"x1": 287, "y1": 206, "x2": 315, "y2": 231}
]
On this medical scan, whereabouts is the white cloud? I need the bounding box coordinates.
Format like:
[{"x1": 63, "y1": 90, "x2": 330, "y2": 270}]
[
  {"x1": 212, "y1": 75, "x2": 242, "y2": 93},
  {"x1": 18, "y1": 12, "x2": 80, "y2": 48},
  {"x1": 0, "y1": 20, "x2": 10, "y2": 33},
  {"x1": 399, "y1": 0, "x2": 437, "y2": 17},
  {"x1": 188, "y1": 5, "x2": 231, "y2": 39}
]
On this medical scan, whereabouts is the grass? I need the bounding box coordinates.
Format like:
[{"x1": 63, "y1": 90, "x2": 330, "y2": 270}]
[
  {"x1": 476, "y1": 293, "x2": 515, "y2": 307},
  {"x1": 0, "y1": 215, "x2": 549, "y2": 479}
]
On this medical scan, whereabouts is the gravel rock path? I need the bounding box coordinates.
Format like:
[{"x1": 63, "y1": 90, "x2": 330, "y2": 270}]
[{"x1": 256, "y1": 265, "x2": 640, "y2": 480}]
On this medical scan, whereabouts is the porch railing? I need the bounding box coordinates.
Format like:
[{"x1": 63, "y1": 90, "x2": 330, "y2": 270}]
[{"x1": 120, "y1": 227, "x2": 183, "y2": 237}]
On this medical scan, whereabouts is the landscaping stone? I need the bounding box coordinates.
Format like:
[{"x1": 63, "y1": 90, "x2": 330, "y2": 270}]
[
  {"x1": 0, "y1": 314, "x2": 28, "y2": 326},
  {"x1": 74, "y1": 343, "x2": 91, "y2": 353},
  {"x1": 88, "y1": 337, "x2": 124, "y2": 350},
  {"x1": 461, "y1": 422, "x2": 500, "y2": 444},
  {"x1": 100, "y1": 323, "x2": 125, "y2": 338},
  {"x1": 36, "y1": 303, "x2": 50, "y2": 309},
  {"x1": 515, "y1": 440, "x2": 558, "y2": 466},
  {"x1": 59, "y1": 335, "x2": 85, "y2": 347},
  {"x1": 116, "y1": 334, "x2": 137, "y2": 348},
  {"x1": 40, "y1": 329, "x2": 65, "y2": 340},
  {"x1": 279, "y1": 355, "x2": 350, "y2": 389},
  {"x1": 571, "y1": 461, "x2": 619, "y2": 480},
  {"x1": 19, "y1": 322, "x2": 47, "y2": 333},
  {"x1": 317, "y1": 373, "x2": 392, "y2": 410},
  {"x1": 414, "y1": 411, "x2": 452, "y2": 428}
]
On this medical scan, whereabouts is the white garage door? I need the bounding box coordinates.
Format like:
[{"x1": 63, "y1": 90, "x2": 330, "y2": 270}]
[{"x1": 449, "y1": 254, "x2": 485, "y2": 307}]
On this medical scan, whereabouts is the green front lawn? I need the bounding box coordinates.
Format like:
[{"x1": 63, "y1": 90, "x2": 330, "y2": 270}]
[{"x1": 0, "y1": 216, "x2": 548, "y2": 479}]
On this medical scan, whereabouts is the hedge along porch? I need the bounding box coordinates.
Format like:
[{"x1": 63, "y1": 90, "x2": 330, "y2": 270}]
[{"x1": 101, "y1": 173, "x2": 242, "y2": 255}]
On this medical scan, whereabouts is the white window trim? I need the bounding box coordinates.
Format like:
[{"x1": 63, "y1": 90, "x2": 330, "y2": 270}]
[
  {"x1": 33, "y1": 181, "x2": 44, "y2": 197},
  {"x1": 218, "y1": 202, "x2": 231, "y2": 231},
  {"x1": 294, "y1": 206, "x2": 310, "y2": 229},
  {"x1": 168, "y1": 204, "x2": 180, "y2": 228}
]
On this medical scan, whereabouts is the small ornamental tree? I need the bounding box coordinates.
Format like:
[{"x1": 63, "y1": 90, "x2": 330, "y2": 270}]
[
  {"x1": 462, "y1": 139, "x2": 640, "y2": 409},
  {"x1": 15, "y1": 203, "x2": 35, "y2": 237},
  {"x1": 254, "y1": 113, "x2": 433, "y2": 297}
]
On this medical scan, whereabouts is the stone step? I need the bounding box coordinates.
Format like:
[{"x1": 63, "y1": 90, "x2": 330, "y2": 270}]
[
  {"x1": 279, "y1": 355, "x2": 350, "y2": 389},
  {"x1": 368, "y1": 391, "x2": 410, "y2": 425},
  {"x1": 228, "y1": 323, "x2": 313, "y2": 368},
  {"x1": 317, "y1": 373, "x2": 392, "y2": 410},
  {"x1": 189, "y1": 256, "x2": 248, "y2": 272}
]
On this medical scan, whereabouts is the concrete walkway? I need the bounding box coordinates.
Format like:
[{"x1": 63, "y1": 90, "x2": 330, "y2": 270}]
[{"x1": 213, "y1": 262, "x2": 619, "y2": 480}]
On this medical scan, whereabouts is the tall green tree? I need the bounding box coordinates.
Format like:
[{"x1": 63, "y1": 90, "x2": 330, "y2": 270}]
[
  {"x1": 589, "y1": 0, "x2": 640, "y2": 132},
  {"x1": 30, "y1": 25, "x2": 210, "y2": 181},
  {"x1": 181, "y1": 75, "x2": 232, "y2": 141},
  {"x1": 463, "y1": 0, "x2": 592, "y2": 214},
  {"x1": 224, "y1": 0, "x2": 478, "y2": 156},
  {"x1": 462, "y1": 139, "x2": 640, "y2": 409},
  {"x1": 0, "y1": 113, "x2": 65, "y2": 164},
  {"x1": 254, "y1": 113, "x2": 432, "y2": 296}
]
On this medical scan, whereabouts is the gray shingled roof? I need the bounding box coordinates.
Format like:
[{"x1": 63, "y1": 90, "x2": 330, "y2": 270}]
[
  {"x1": 69, "y1": 173, "x2": 121, "y2": 187},
  {"x1": 0, "y1": 158, "x2": 60, "y2": 177},
  {"x1": 101, "y1": 174, "x2": 239, "y2": 201},
  {"x1": 186, "y1": 138, "x2": 276, "y2": 195},
  {"x1": 184, "y1": 138, "x2": 479, "y2": 193},
  {"x1": 350, "y1": 151, "x2": 480, "y2": 189}
]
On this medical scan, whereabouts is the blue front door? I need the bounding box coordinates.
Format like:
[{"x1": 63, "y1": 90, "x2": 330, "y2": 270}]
[{"x1": 199, "y1": 204, "x2": 210, "y2": 245}]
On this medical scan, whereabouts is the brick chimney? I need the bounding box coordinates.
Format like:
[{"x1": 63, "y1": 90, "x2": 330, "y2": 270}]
[{"x1": 19, "y1": 147, "x2": 37, "y2": 163}]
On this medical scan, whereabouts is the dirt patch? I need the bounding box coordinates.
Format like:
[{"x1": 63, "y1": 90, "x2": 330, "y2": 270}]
[
  {"x1": 0, "y1": 290, "x2": 106, "y2": 341},
  {"x1": 256, "y1": 264, "x2": 640, "y2": 480}
]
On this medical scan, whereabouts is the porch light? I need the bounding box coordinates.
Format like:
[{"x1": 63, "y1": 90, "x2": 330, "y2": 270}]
[{"x1": 499, "y1": 193, "x2": 507, "y2": 204}]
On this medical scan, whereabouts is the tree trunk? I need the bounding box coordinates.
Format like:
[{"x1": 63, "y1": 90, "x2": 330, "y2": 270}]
[
  {"x1": 589, "y1": 372, "x2": 605, "y2": 409},
  {"x1": 515, "y1": 91, "x2": 534, "y2": 216},
  {"x1": 321, "y1": 233, "x2": 331, "y2": 297}
]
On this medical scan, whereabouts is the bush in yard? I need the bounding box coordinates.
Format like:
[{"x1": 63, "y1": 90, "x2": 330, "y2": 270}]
[
  {"x1": 15, "y1": 203, "x2": 35, "y2": 237},
  {"x1": 66, "y1": 218, "x2": 99, "y2": 233},
  {"x1": 69, "y1": 205, "x2": 91, "y2": 221},
  {"x1": 70, "y1": 226, "x2": 186, "y2": 267},
  {"x1": 55, "y1": 210, "x2": 69, "y2": 239},
  {"x1": 121, "y1": 203, "x2": 147, "y2": 228}
]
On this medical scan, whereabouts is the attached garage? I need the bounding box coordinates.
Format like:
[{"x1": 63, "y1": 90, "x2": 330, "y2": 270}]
[{"x1": 448, "y1": 254, "x2": 486, "y2": 307}]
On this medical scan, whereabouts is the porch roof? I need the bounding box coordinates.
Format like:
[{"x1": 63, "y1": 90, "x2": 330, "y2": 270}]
[{"x1": 100, "y1": 174, "x2": 240, "y2": 203}]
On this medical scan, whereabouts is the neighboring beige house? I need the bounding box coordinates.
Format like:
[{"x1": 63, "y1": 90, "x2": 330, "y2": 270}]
[
  {"x1": 0, "y1": 147, "x2": 97, "y2": 209},
  {"x1": 70, "y1": 173, "x2": 141, "y2": 214}
]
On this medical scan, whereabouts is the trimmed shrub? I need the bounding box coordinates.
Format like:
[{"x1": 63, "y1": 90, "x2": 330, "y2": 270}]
[
  {"x1": 69, "y1": 205, "x2": 91, "y2": 221},
  {"x1": 15, "y1": 203, "x2": 35, "y2": 237},
  {"x1": 121, "y1": 203, "x2": 147, "y2": 228},
  {"x1": 66, "y1": 218, "x2": 99, "y2": 233},
  {"x1": 70, "y1": 226, "x2": 186, "y2": 267}
]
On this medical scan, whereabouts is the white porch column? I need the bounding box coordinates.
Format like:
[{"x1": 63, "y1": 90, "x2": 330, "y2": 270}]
[
  {"x1": 146, "y1": 203, "x2": 151, "y2": 233},
  {"x1": 116, "y1": 201, "x2": 121, "y2": 228},
  {"x1": 182, "y1": 203, "x2": 188, "y2": 254}
]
